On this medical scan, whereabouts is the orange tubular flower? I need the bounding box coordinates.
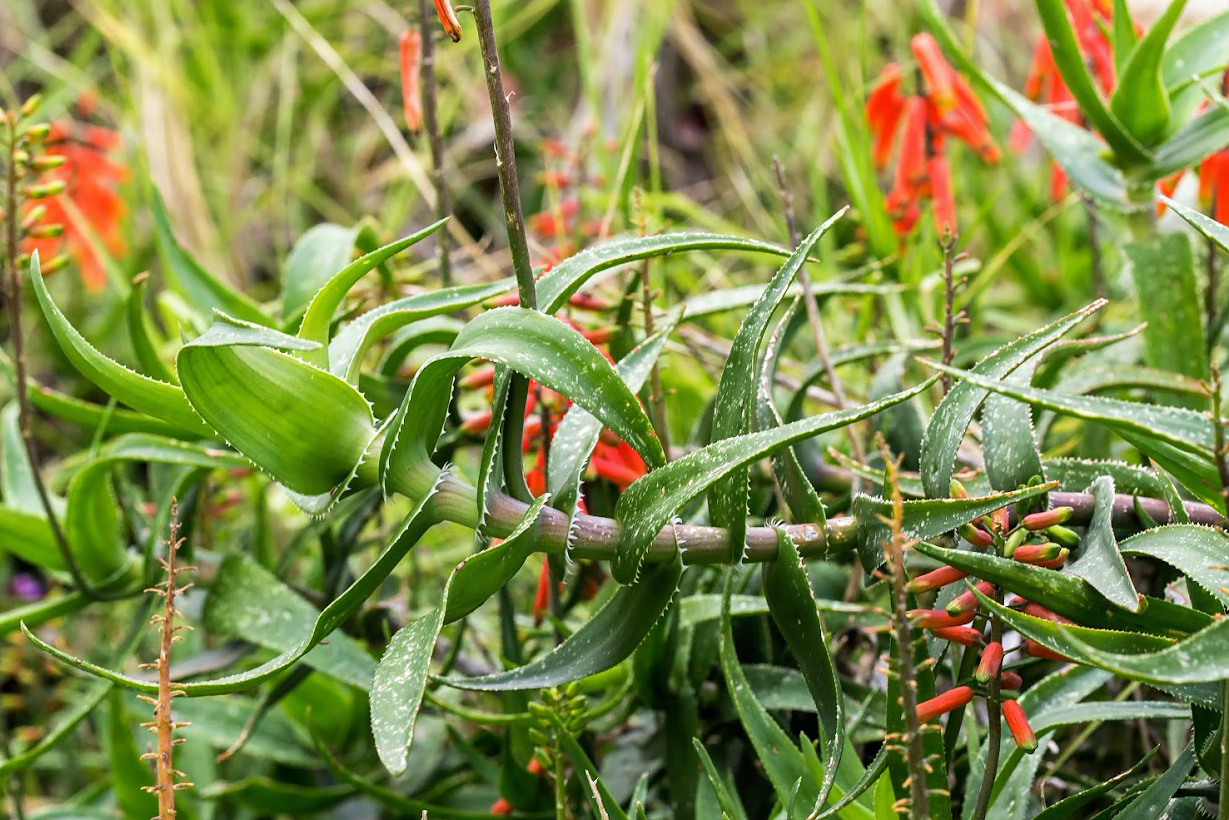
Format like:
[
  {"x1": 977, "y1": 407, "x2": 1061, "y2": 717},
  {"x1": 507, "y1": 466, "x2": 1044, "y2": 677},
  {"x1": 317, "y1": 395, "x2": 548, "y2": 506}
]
[
  {"x1": 1021, "y1": 507, "x2": 1073, "y2": 531},
  {"x1": 910, "y1": 608, "x2": 976, "y2": 629},
  {"x1": 399, "y1": 31, "x2": 423, "y2": 132},
  {"x1": 23, "y1": 121, "x2": 127, "y2": 291},
  {"x1": 975, "y1": 642, "x2": 1004, "y2": 684},
  {"x1": 912, "y1": 34, "x2": 957, "y2": 114},
  {"x1": 867, "y1": 64, "x2": 906, "y2": 169},
  {"x1": 532, "y1": 558, "x2": 552, "y2": 623},
  {"x1": 929, "y1": 154, "x2": 956, "y2": 238},
  {"x1": 1201, "y1": 150, "x2": 1229, "y2": 226},
  {"x1": 917, "y1": 686, "x2": 975, "y2": 723},
  {"x1": 906, "y1": 565, "x2": 968, "y2": 593},
  {"x1": 929, "y1": 625, "x2": 984, "y2": 647},
  {"x1": 433, "y1": 0, "x2": 463, "y2": 42},
  {"x1": 1003, "y1": 699, "x2": 1038, "y2": 753}
]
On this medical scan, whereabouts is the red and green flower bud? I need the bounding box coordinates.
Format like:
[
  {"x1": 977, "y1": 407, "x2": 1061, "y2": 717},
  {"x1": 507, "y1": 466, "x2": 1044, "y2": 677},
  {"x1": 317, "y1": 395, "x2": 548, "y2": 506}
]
[
  {"x1": 1021, "y1": 506, "x2": 1073, "y2": 531},
  {"x1": 1002, "y1": 699, "x2": 1037, "y2": 753},
  {"x1": 906, "y1": 565, "x2": 968, "y2": 593},
  {"x1": 1046, "y1": 525, "x2": 1080, "y2": 548},
  {"x1": 946, "y1": 581, "x2": 994, "y2": 615},
  {"x1": 929, "y1": 625, "x2": 983, "y2": 647},
  {"x1": 1000, "y1": 671, "x2": 1023, "y2": 690},
  {"x1": 909, "y1": 608, "x2": 976, "y2": 629},
  {"x1": 975, "y1": 642, "x2": 1004, "y2": 684},
  {"x1": 460, "y1": 411, "x2": 493, "y2": 435},
  {"x1": 23, "y1": 180, "x2": 66, "y2": 199},
  {"x1": 1011, "y1": 543, "x2": 1062, "y2": 565},
  {"x1": 31, "y1": 154, "x2": 67, "y2": 171},
  {"x1": 1033, "y1": 548, "x2": 1069, "y2": 570},
  {"x1": 959, "y1": 523, "x2": 993, "y2": 548},
  {"x1": 23, "y1": 122, "x2": 50, "y2": 142},
  {"x1": 949, "y1": 478, "x2": 969, "y2": 499},
  {"x1": 1023, "y1": 640, "x2": 1072, "y2": 663},
  {"x1": 916, "y1": 685, "x2": 974, "y2": 723},
  {"x1": 460, "y1": 367, "x2": 497, "y2": 389},
  {"x1": 19, "y1": 204, "x2": 46, "y2": 230},
  {"x1": 20, "y1": 95, "x2": 41, "y2": 119}
]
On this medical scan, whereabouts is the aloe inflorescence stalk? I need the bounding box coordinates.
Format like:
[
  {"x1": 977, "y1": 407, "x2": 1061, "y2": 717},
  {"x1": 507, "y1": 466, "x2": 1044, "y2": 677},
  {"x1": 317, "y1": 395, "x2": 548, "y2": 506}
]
[{"x1": 138, "y1": 501, "x2": 194, "y2": 819}]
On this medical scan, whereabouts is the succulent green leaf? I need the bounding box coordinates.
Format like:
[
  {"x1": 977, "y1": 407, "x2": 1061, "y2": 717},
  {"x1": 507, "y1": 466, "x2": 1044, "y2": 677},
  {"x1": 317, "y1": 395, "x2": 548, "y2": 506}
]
[
  {"x1": 1032, "y1": 748, "x2": 1160, "y2": 820},
  {"x1": 1110, "y1": 0, "x2": 1187, "y2": 146},
  {"x1": 178, "y1": 316, "x2": 376, "y2": 496},
  {"x1": 296, "y1": 219, "x2": 447, "y2": 363},
  {"x1": 680, "y1": 281, "x2": 901, "y2": 322},
  {"x1": 536, "y1": 232, "x2": 791, "y2": 314},
  {"x1": 918, "y1": 541, "x2": 1210, "y2": 636},
  {"x1": 1162, "y1": 10, "x2": 1229, "y2": 124},
  {"x1": 328, "y1": 280, "x2": 513, "y2": 383},
  {"x1": 1111, "y1": 742, "x2": 1194, "y2": 820},
  {"x1": 1124, "y1": 232, "x2": 1207, "y2": 383},
  {"x1": 1149, "y1": 105, "x2": 1229, "y2": 178},
  {"x1": 30, "y1": 254, "x2": 211, "y2": 436},
  {"x1": 1067, "y1": 476, "x2": 1140, "y2": 611},
  {"x1": 441, "y1": 555, "x2": 681, "y2": 691},
  {"x1": 149, "y1": 186, "x2": 271, "y2": 326},
  {"x1": 613, "y1": 380, "x2": 934, "y2": 584},
  {"x1": 281, "y1": 223, "x2": 362, "y2": 320},
  {"x1": 125, "y1": 275, "x2": 176, "y2": 383},
  {"x1": 982, "y1": 357, "x2": 1045, "y2": 498},
  {"x1": 710, "y1": 213, "x2": 844, "y2": 557},
  {"x1": 1164, "y1": 194, "x2": 1229, "y2": 253},
  {"x1": 1120, "y1": 525, "x2": 1229, "y2": 609},
  {"x1": 764, "y1": 529, "x2": 844, "y2": 811},
  {"x1": 920, "y1": 301, "x2": 1104, "y2": 499},
  {"x1": 381, "y1": 307, "x2": 665, "y2": 503}
]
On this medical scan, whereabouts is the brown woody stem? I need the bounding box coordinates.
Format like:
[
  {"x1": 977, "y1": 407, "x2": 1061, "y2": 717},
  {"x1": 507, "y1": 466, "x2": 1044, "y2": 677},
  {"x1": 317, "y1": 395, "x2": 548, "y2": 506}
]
[{"x1": 418, "y1": 0, "x2": 451, "y2": 287}]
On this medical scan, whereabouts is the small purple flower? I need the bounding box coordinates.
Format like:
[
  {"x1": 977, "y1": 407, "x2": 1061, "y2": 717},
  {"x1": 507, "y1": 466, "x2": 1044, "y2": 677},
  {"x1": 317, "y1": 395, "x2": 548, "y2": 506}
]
[{"x1": 10, "y1": 572, "x2": 45, "y2": 602}]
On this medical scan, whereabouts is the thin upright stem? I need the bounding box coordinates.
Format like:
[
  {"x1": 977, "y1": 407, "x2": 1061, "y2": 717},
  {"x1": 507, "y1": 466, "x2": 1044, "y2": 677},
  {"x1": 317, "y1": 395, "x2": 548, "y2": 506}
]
[
  {"x1": 772, "y1": 156, "x2": 864, "y2": 465},
  {"x1": 472, "y1": 0, "x2": 534, "y2": 308},
  {"x1": 970, "y1": 598, "x2": 1004, "y2": 820},
  {"x1": 881, "y1": 445, "x2": 930, "y2": 819},
  {"x1": 418, "y1": 0, "x2": 451, "y2": 287},
  {"x1": 3, "y1": 113, "x2": 93, "y2": 597},
  {"x1": 1206, "y1": 235, "x2": 1219, "y2": 353},
  {"x1": 635, "y1": 189, "x2": 670, "y2": 459},
  {"x1": 939, "y1": 233, "x2": 960, "y2": 395}
]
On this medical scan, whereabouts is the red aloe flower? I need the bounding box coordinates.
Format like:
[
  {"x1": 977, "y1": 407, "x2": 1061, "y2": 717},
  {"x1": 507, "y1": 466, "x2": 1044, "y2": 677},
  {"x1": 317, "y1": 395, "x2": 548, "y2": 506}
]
[
  {"x1": 906, "y1": 564, "x2": 968, "y2": 593},
  {"x1": 433, "y1": 0, "x2": 462, "y2": 42},
  {"x1": 928, "y1": 625, "x2": 984, "y2": 647},
  {"x1": 1002, "y1": 699, "x2": 1038, "y2": 752},
  {"x1": 399, "y1": 30, "x2": 423, "y2": 133},
  {"x1": 975, "y1": 642, "x2": 1004, "y2": 683},
  {"x1": 917, "y1": 686, "x2": 974, "y2": 722},
  {"x1": 23, "y1": 120, "x2": 127, "y2": 291}
]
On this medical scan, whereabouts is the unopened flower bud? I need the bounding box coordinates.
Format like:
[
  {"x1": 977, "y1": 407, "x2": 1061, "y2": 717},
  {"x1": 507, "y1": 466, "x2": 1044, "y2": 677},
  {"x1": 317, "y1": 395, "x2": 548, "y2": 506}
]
[
  {"x1": 929, "y1": 625, "x2": 983, "y2": 647},
  {"x1": 26, "y1": 223, "x2": 63, "y2": 239},
  {"x1": 1000, "y1": 671, "x2": 1023, "y2": 690},
  {"x1": 906, "y1": 565, "x2": 968, "y2": 593},
  {"x1": 20, "y1": 95, "x2": 42, "y2": 119},
  {"x1": 1045, "y1": 524, "x2": 1080, "y2": 548},
  {"x1": 946, "y1": 581, "x2": 994, "y2": 615},
  {"x1": 1021, "y1": 506, "x2": 1073, "y2": 531},
  {"x1": 23, "y1": 180, "x2": 66, "y2": 199},
  {"x1": 949, "y1": 479, "x2": 969, "y2": 499},
  {"x1": 40, "y1": 254, "x2": 70, "y2": 275},
  {"x1": 460, "y1": 411, "x2": 493, "y2": 435},
  {"x1": 1003, "y1": 527, "x2": 1028, "y2": 557},
  {"x1": 1023, "y1": 640, "x2": 1072, "y2": 663},
  {"x1": 960, "y1": 523, "x2": 993, "y2": 548},
  {"x1": 917, "y1": 686, "x2": 974, "y2": 722},
  {"x1": 19, "y1": 204, "x2": 46, "y2": 230},
  {"x1": 975, "y1": 642, "x2": 1003, "y2": 683},
  {"x1": 23, "y1": 123, "x2": 51, "y2": 142},
  {"x1": 1002, "y1": 699, "x2": 1037, "y2": 752},
  {"x1": 1011, "y1": 543, "x2": 1062, "y2": 565},
  {"x1": 1032, "y1": 548, "x2": 1069, "y2": 570},
  {"x1": 31, "y1": 154, "x2": 67, "y2": 171},
  {"x1": 909, "y1": 608, "x2": 976, "y2": 629}
]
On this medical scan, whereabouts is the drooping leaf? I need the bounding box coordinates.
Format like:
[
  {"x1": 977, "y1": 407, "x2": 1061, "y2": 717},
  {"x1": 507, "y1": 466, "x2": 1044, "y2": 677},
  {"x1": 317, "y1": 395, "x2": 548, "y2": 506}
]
[
  {"x1": 30, "y1": 254, "x2": 210, "y2": 436},
  {"x1": 24, "y1": 488, "x2": 439, "y2": 696},
  {"x1": 178, "y1": 315, "x2": 377, "y2": 496},
  {"x1": 1067, "y1": 476, "x2": 1140, "y2": 611},
  {"x1": 328, "y1": 280, "x2": 513, "y2": 383},
  {"x1": 372, "y1": 498, "x2": 545, "y2": 774},
  {"x1": 710, "y1": 213, "x2": 844, "y2": 557},
  {"x1": 612, "y1": 381, "x2": 934, "y2": 584},
  {"x1": 441, "y1": 555, "x2": 681, "y2": 691},
  {"x1": 919, "y1": 301, "x2": 1104, "y2": 499},
  {"x1": 381, "y1": 307, "x2": 666, "y2": 505},
  {"x1": 764, "y1": 529, "x2": 844, "y2": 810},
  {"x1": 296, "y1": 219, "x2": 448, "y2": 363},
  {"x1": 536, "y1": 232, "x2": 791, "y2": 314}
]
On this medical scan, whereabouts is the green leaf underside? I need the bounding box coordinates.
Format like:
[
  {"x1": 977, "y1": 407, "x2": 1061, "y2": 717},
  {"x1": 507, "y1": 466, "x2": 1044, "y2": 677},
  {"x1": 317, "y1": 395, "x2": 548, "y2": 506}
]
[
  {"x1": 612, "y1": 380, "x2": 935, "y2": 584},
  {"x1": 24, "y1": 488, "x2": 439, "y2": 696},
  {"x1": 920, "y1": 301, "x2": 1104, "y2": 499}
]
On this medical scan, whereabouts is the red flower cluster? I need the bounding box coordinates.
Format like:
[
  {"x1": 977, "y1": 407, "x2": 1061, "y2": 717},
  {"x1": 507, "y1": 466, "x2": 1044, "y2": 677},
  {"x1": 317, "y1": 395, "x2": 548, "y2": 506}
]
[
  {"x1": 866, "y1": 34, "x2": 999, "y2": 237},
  {"x1": 1010, "y1": 0, "x2": 1125, "y2": 200},
  {"x1": 526, "y1": 135, "x2": 606, "y2": 270},
  {"x1": 23, "y1": 115, "x2": 126, "y2": 291},
  {"x1": 905, "y1": 494, "x2": 1080, "y2": 755}
]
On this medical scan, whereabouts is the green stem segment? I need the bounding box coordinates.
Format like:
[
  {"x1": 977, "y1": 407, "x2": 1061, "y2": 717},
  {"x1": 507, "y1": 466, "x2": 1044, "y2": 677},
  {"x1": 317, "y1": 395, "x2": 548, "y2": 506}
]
[{"x1": 970, "y1": 597, "x2": 1004, "y2": 820}]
